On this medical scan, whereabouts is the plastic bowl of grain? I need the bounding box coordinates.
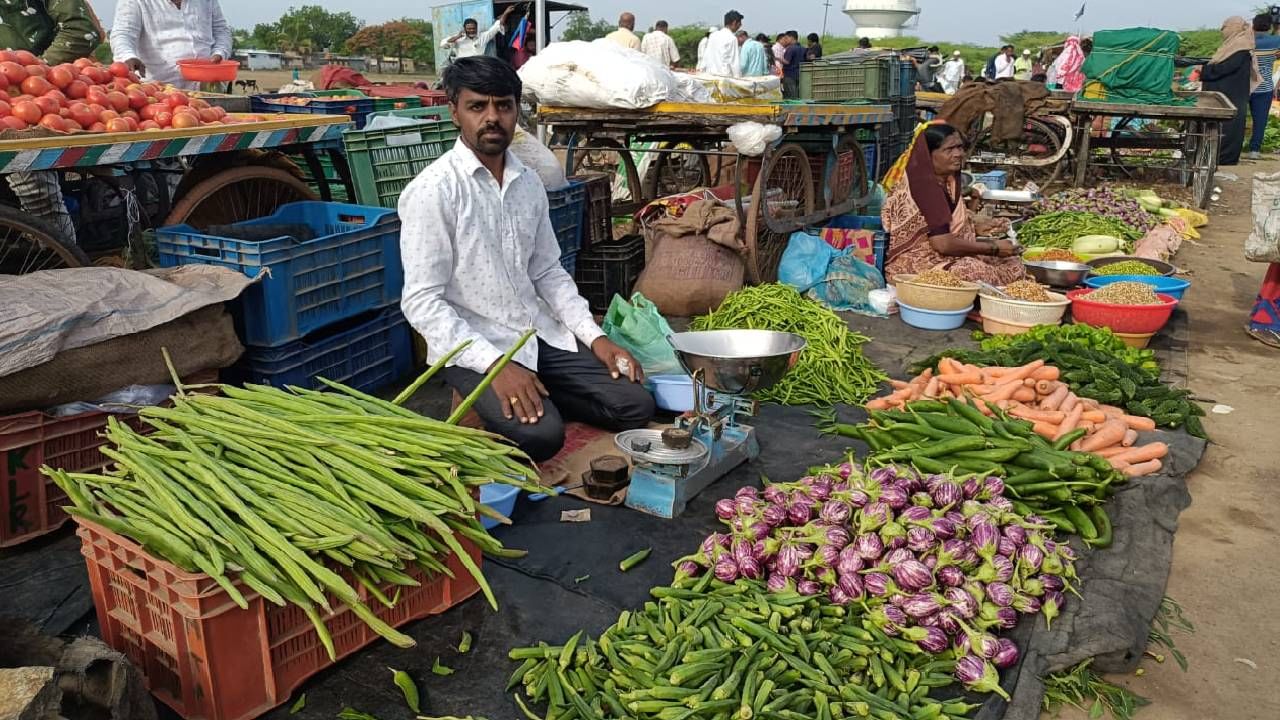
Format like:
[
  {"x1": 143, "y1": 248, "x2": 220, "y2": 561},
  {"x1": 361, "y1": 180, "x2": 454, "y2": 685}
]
[{"x1": 1067, "y1": 286, "x2": 1177, "y2": 334}]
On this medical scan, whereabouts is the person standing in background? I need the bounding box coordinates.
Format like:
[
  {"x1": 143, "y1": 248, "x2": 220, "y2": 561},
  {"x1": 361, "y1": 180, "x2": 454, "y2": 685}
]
[
  {"x1": 1202, "y1": 16, "x2": 1261, "y2": 166},
  {"x1": 441, "y1": 6, "x2": 516, "y2": 61},
  {"x1": 806, "y1": 33, "x2": 823, "y2": 62},
  {"x1": 940, "y1": 50, "x2": 965, "y2": 94},
  {"x1": 0, "y1": 0, "x2": 102, "y2": 249},
  {"x1": 701, "y1": 10, "x2": 743, "y2": 77},
  {"x1": 641, "y1": 20, "x2": 680, "y2": 68},
  {"x1": 111, "y1": 0, "x2": 231, "y2": 90},
  {"x1": 914, "y1": 46, "x2": 943, "y2": 92},
  {"x1": 994, "y1": 46, "x2": 1016, "y2": 79},
  {"x1": 781, "y1": 32, "x2": 805, "y2": 98},
  {"x1": 738, "y1": 30, "x2": 768, "y2": 76},
  {"x1": 697, "y1": 26, "x2": 715, "y2": 71},
  {"x1": 1014, "y1": 49, "x2": 1033, "y2": 80},
  {"x1": 772, "y1": 33, "x2": 787, "y2": 76},
  {"x1": 1248, "y1": 13, "x2": 1280, "y2": 159},
  {"x1": 604, "y1": 12, "x2": 641, "y2": 50}
]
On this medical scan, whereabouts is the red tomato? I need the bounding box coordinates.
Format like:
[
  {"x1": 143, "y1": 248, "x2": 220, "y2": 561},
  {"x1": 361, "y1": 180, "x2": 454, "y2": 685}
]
[
  {"x1": 11, "y1": 100, "x2": 40, "y2": 124},
  {"x1": 171, "y1": 111, "x2": 199, "y2": 129},
  {"x1": 12, "y1": 50, "x2": 38, "y2": 66},
  {"x1": 0, "y1": 74, "x2": 8, "y2": 93},
  {"x1": 20, "y1": 76, "x2": 52, "y2": 97},
  {"x1": 105, "y1": 117, "x2": 131, "y2": 133},
  {"x1": 197, "y1": 107, "x2": 218, "y2": 123},
  {"x1": 122, "y1": 110, "x2": 139, "y2": 122},
  {"x1": 23, "y1": 64, "x2": 46, "y2": 79},
  {"x1": 39, "y1": 113, "x2": 68, "y2": 132},
  {"x1": 105, "y1": 91, "x2": 129, "y2": 112},
  {"x1": 68, "y1": 103, "x2": 96, "y2": 129},
  {"x1": 0, "y1": 100, "x2": 9, "y2": 117},
  {"x1": 139, "y1": 120, "x2": 160, "y2": 130},
  {"x1": 154, "y1": 110, "x2": 172, "y2": 127},
  {"x1": 125, "y1": 88, "x2": 148, "y2": 110},
  {"x1": 85, "y1": 88, "x2": 108, "y2": 106},
  {"x1": 122, "y1": 117, "x2": 138, "y2": 131},
  {"x1": 188, "y1": 98, "x2": 210, "y2": 110},
  {"x1": 73, "y1": 58, "x2": 93, "y2": 69},
  {"x1": 42, "y1": 89, "x2": 66, "y2": 105},
  {"x1": 109, "y1": 77, "x2": 130, "y2": 91},
  {"x1": 165, "y1": 92, "x2": 189, "y2": 108},
  {"x1": 0, "y1": 51, "x2": 15, "y2": 65},
  {"x1": 33, "y1": 96, "x2": 61, "y2": 117},
  {"x1": 66, "y1": 80, "x2": 87, "y2": 99},
  {"x1": 139, "y1": 104, "x2": 161, "y2": 121},
  {"x1": 98, "y1": 109, "x2": 119, "y2": 122},
  {"x1": 0, "y1": 62, "x2": 29, "y2": 85},
  {"x1": 48, "y1": 66, "x2": 74, "y2": 89},
  {"x1": 108, "y1": 62, "x2": 130, "y2": 78},
  {"x1": 1, "y1": 115, "x2": 28, "y2": 130},
  {"x1": 211, "y1": 106, "x2": 227, "y2": 119},
  {"x1": 88, "y1": 121, "x2": 106, "y2": 132}
]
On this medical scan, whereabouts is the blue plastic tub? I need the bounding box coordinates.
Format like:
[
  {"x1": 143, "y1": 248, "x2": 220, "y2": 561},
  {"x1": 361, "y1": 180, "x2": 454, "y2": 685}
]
[
  {"x1": 480, "y1": 483, "x2": 520, "y2": 529},
  {"x1": 649, "y1": 375, "x2": 695, "y2": 412},
  {"x1": 156, "y1": 202, "x2": 403, "y2": 347},
  {"x1": 898, "y1": 301, "x2": 973, "y2": 330},
  {"x1": 230, "y1": 305, "x2": 413, "y2": 394},
  {"x1": 1084, "y1": 274, "x2": 1190, "y2": 302}
]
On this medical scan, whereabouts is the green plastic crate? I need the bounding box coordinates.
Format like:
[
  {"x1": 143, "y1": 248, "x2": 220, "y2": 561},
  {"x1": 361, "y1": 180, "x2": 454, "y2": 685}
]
[
  {"x1": 800, "y1": 58, "x2": 900, "y2": 101},
  {"x1": 311, "y1": 88, "x2": 367, "y2": 99},
  {"x1": 295, "y1": 153, "x2": 348, "y2": 202},
  {"x1": 343, "y1": 117, "x2": 460, "y2": 208}
]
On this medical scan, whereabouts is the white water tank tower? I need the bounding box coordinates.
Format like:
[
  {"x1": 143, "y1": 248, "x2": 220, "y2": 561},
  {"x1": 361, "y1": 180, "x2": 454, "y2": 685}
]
[{"x1": 843, "y1": 0, "x2": 919, "y2": 39}]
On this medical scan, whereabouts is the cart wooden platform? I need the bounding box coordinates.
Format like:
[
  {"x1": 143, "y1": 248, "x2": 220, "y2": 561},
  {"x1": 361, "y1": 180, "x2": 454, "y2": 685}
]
[
  {"x1": 540, "y1": 101, "x2": 893, "y2": 282},
  {"x1": 0, "y1": 114, "x2": 352, "y2": 274}
]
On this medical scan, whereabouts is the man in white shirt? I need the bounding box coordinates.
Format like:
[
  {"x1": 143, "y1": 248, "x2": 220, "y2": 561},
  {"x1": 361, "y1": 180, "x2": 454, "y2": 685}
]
[
  {"x1": 441, "y1": 5, "x2": 516, "y2": 61},
  {"x1": 399, "y1": 57, "x2": 653, "y2": 462},
  {"x1": 604, "y1": 12, "x2": 641, "y2": 51},
  {"x1": 940, "y1": 50, "x2": 965, "y2": 94},
  {"x1": 641, "y1": 20, "x2": 680, "y2": 68},
  {"x1": 697, "y1": 26, "x2": 716, "y2": 71},
  {"x1": 110, "y1": 0, "x2": 231, "y2": 90},
  {"x1": 994, "y1": 45, "x2": 1016, "y2": 80},
  {"x1": 701, "y1": 9, "x2": 744, "y2": 77}
]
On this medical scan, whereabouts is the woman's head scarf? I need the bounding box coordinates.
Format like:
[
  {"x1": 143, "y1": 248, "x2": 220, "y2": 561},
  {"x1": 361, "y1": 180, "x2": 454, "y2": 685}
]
[
  {"x1": 882, "y1": 120, "x2": 959, "y2": 237},
  {"x1": 1211, "y1": 16, "x2": 1262, "y2": 91}
]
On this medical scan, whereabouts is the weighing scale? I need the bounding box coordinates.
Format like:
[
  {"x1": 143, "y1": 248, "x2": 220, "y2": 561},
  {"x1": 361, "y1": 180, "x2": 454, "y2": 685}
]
[{"x1": 617, "y1": 330, "x2": 805, "y2": 518}]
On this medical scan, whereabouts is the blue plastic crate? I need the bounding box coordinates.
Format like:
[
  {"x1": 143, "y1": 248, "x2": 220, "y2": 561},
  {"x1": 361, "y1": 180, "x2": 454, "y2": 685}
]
[
  {"x1": 251, "y1": 93, "x2": 376, "y2": 129},
  {"x1": 863, "y1": 142, "x2": 878, "y2": 182},
  {"x1": 232, "y1": 306, "x2": 413, "y2": 394},
  {"x1": 156, "y1": 202, "x2": 403, "y2": 347},
  {"x1": 898, "y1": 61, "x2": 916, "y2": 97},
  {"x1": 560, "y1": 251, "x2": 578, "y2": 276},
  {"x1": 548, "y1": 181, "x2": 587, "y2": 256},
  {"x1": 873, "y1": 231, "x2": 888, "y2": 272}
]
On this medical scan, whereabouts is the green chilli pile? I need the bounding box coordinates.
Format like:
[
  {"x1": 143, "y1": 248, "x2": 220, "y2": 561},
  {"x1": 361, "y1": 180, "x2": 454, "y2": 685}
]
[
  {"x1": 690, "y1": 284, "x2": 886, "y2": 406},
  {"x1": 46, "y1": 337, "x2": 542, "y2": 659},
  {"x1": 1016, "y1": 212, "x2": 1141, "y2": 250}
]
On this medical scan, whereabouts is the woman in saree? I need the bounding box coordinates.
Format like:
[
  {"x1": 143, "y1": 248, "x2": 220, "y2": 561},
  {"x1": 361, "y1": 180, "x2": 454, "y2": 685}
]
[{"x1": 879, "y1": 122, "x2": 1024, "y2": 285}]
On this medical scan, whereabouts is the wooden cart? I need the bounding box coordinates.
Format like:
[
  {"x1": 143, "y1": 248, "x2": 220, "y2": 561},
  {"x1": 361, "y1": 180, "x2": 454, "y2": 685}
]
[
  {"x1": 539, "y1": 101, "x2": 893, "y2": 282},
  {"x1": 0, "y1": 114, "x2": 351, "y2": 274}
]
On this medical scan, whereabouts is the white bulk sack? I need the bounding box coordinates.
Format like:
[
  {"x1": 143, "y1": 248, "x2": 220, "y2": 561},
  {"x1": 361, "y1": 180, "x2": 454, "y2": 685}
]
[
  {"x1": 1248, "y1": 171, "x2": 1280, "y2": 263},
  {"x1": 519, "y1": 40, "x2": 710, "y2": 109}
]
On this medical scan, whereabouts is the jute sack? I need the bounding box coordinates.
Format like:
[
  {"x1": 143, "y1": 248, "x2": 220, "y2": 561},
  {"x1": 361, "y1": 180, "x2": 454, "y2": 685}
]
[{"x1": 633, "y1": 232, "x2": 744, "y2": 317}]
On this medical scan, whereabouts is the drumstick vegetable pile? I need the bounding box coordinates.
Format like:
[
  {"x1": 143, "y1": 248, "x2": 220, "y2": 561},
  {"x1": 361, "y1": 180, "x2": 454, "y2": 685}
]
[{"x1": 44, "y1": 336, "x2": 541, "y2": 659}]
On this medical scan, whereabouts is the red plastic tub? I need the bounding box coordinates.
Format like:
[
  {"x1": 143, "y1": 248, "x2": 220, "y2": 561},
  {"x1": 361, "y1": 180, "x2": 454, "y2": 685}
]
[
  {"x1": 77, "y1": 517, "x2": 481, "y2": 720},
  {"x1": 177, "y1": 59, "x2": 240, "y2": 83},
  {"x1": 1067, "y1": 288, "x2": 1177, "y2": 334}
]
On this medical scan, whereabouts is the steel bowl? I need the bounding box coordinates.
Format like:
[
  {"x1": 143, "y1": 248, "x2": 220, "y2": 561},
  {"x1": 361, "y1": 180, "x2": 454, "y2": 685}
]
[
  {"x1": 1085, "y1": 255, "x2": 1177, "y2": 277},
  {"x1": 667, "y1": 330, "x2": 806, "y2": 395},
  {"x1": 1022, "y1": 259, "x2": 1090, "y2": 288}
]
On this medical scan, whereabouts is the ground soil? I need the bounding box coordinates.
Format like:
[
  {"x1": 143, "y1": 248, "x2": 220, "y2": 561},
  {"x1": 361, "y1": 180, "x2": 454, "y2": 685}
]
[{"x1": 1048, "y1": 161, "x2": 1280, "y2": 719}]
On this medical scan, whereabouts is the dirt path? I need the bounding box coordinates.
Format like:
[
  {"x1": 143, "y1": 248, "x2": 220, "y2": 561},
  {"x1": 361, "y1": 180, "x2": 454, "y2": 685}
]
[{"x1": 1048, "y1": 162, "x2": 1280, "y2": 718}]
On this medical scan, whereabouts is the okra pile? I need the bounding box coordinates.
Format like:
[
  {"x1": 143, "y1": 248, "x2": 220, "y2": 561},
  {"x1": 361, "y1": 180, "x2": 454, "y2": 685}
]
[
  {"x1": 507, "y1": 578, "x2": 984, "y2": 720},
  {"x1": 830, "y1": 399, "x2": 1120, "y2": 544},
  {"x1": 45, "y1": 339, "x2": 542, "y2": 659}
]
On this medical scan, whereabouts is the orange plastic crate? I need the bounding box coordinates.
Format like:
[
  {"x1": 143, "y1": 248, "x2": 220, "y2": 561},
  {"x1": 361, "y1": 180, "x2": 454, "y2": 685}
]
[
  {"x1": 0, "y1": 409, "x2": 149, "y2": 547},
  {"x1": 76, "y1": 517, "x2": 482, "y2": 720}
]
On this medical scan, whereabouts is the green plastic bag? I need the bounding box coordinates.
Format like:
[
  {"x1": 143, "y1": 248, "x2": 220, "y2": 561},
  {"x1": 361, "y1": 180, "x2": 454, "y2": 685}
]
[{"x1": 602, "y1": 292, "x2": 683, "y2": 376}]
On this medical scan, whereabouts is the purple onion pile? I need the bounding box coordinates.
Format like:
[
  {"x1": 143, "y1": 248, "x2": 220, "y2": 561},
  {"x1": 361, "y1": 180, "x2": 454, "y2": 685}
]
[
  {"x1": 1035, "y1": 187, "x2": 1155, "y2": 234},
  {"x1": 677, "y1": 462, "x2": 1079, "y2": 698}
]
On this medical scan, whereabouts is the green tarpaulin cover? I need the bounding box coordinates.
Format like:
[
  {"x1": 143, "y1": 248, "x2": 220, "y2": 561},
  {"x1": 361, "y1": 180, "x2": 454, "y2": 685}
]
[{"x1": 1080, "y1": 27, "x2": 1189, "y2": 106}]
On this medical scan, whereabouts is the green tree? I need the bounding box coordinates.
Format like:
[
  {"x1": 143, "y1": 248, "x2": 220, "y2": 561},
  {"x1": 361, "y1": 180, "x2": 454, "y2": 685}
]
[
  {"x1": 999, "y1": 30, "x2": 1068, "y2": 53},
  {"x1": 561, "y1": 12, "x2": 614, "y2": 42},
  {"x1": 234, "y1": 23, "x2": 283, "y2": 51},
  {"x1": 1179, "y1": 29, "x2": 1222, "y2": 58},
  {"x1": 670, "y1": 24, "x2": 710, "y2": 68},
  {"x1": 277, "y1": 6, "x2": 363, "y2": 54},
  {"x1": 345, "y1": 19, "x2": 435, "y2": 71}
]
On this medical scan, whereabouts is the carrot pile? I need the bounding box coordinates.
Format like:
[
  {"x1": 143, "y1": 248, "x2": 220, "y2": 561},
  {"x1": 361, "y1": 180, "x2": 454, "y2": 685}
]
[{"x1": 867, "y1": 358, "x2": 1170, "y2": 477}]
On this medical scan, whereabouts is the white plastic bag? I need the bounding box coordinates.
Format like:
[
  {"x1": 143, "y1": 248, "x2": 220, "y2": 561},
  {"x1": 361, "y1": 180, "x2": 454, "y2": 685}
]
[
  {"x1": 510, "y1": 127, "x2": 569, "y2": 189},
  {"x1": 1247, "y1": 171, "x2": 1280, "y2": 263},
  {"x1": 518, "y1": 40, "x2": 709, "y2": 109},
  {"x1": 726, "y1": 122, "x2": 782, "y2": 156}
]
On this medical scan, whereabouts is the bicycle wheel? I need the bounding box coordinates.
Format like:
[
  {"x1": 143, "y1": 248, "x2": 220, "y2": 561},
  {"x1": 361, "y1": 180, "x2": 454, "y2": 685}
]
[
  {"x1": 165, "y1": 165, "x2": 316, "y2": 230},
  {"x1": 0, "y1": 203, "x2": 88, "y2": 275},
  {"x1": 744, "y1": 143, "x2": 815, "y2": 283}
]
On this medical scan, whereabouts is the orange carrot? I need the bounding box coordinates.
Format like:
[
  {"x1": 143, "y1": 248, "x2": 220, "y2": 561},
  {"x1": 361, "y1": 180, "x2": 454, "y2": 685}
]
[
  {"x1": 1032, "y1": 421, "x2": 1060, "y2": 439},
  {"x1": 1080, "y1": 410, "x2": 1107, "y2": 424},
  {"x1": 936, "y1": 357, "x2": 959, "y2": 375},
  {"x1": 1059, "y1": 394, "x2": 1078, "y2": 413},
  {"x1": 1121, "y1": 415, "x2": 1157, "y2": 431},
  {"x1": 1109, "y1": 442, "x2": 1169, "y2": 465},
  {"x1": 936, "y1": 372, "x2": 983, "y2": 386},
  {"x1": 1101, "y1": 405, "x2": 1124, "y2": 418},
  {"x1": 1122, "y1": 429, "x2": 1138, "y2": 447},
  {"x1": 1055, "y1": 404, "x2": 1086, "y2": 440},
  {"x1": 1030, "y1": 366, "x2": 1060, "y2": 381},
  {"x1": 1035, "y1": 380, "x2": 1056, "y2": 396},
  {"x1": 983, "y1": 382, "x2": 1023, "y2": 403},
  {"x1": 1003, "y1": 360, "x2": 1047, "y2": 382},
  {"x1": 1010, "y1": 406, "x2": 1067, "y2": 424},
  {"x1": 1012, "y1": 387, "x2": 1037, "y2": 403},
  {"x1": 890, "y1": 379, "x2": 910, "y2": 390},
  {"x1": 1093, "y1": 445, "x2": 1130, "y2": 458},
  {"x1": 866, "y1": 397, "x2": 891, "y2": 410},
  {"x1": 1077, "y1": 419, "x2": 1128, "y2": 453},
  {"x1": 1123, "y1": 459, "x2": 1163, "y2": 477},
  {"x1": 1041, "y1": 384, "x2": 1071, "y2": 411}
]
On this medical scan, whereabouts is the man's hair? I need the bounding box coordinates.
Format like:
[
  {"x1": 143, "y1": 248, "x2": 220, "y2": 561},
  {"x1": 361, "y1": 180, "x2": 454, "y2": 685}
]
[
  {"x1": 807, "y1": 33, "x2": 820, "y2": 43},
  {"x1": 756, "y1": 33, "x2": 770, "y2": 43},
  {"x1": 788, "y1": 30, "x2": 800, "y2": 39},
  {"x1": 928, "y1": 45, "x2": 939, "y2": 52},
  {"x1": 442, "y1": 56, "x2": 522, "y2": 104},
  {"x1": 736, "y1": 30, "x2": 748, "y2": 38},
  {"x1": 857, "y1": 37, "x2": 870, "y2": 48},
  {"x1": 655, "y1": 20, "x2": 668, "y2": 30},
  {"x1": 1255, "y1": 13, "x2": 1274, "y2": 32},
  {"x1": 462, "y1": 17, "x2": 477, "y2": 27},
  {"x1": 725, "y1": 10, "x2": 744, "y2": 25},
  {"x1": 776, "y1": 33, "x2": 786, "y2": 41}
]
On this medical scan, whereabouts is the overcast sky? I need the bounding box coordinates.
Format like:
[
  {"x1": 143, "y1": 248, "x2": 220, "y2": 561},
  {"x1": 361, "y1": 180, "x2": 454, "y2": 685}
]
[{"x1": 93, "y1": 1, "x2": 1237, "y2": 46}]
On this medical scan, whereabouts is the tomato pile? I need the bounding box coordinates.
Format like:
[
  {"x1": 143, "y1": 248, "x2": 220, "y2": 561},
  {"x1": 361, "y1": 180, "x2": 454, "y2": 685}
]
[{"x1": 0, "y1": 51, "x2": 237, "y2": 134}]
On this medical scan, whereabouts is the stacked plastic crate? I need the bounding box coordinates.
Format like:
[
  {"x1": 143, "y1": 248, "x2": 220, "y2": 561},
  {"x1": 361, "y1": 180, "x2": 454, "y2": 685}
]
[{"x1": 155, "y1": 202, "x2": 412, "y2": 395}]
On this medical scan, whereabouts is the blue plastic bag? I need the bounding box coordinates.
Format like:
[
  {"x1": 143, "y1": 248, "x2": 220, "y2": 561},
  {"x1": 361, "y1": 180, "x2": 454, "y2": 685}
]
[{"x1": 778, "y1": 231, "x2": 835, "y2": 292}]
